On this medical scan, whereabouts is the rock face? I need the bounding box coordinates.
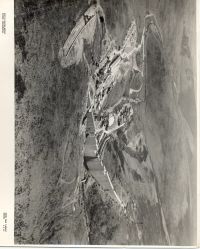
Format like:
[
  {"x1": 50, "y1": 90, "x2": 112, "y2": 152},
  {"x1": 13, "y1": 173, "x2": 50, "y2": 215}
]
[{"x1": 15, "y1": 0, "x2": 196, "y2": 245}]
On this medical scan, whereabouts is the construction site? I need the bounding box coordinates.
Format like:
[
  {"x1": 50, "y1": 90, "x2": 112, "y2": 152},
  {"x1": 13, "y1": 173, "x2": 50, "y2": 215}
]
[{"x1": 15, "y1": 0, "x2": 196, "y2": 245}]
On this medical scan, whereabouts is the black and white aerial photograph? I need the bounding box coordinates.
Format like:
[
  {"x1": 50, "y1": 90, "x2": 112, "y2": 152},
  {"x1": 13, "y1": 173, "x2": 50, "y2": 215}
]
[{"x1": 15, "y1": 0, "x2": 197, "y2": 245}]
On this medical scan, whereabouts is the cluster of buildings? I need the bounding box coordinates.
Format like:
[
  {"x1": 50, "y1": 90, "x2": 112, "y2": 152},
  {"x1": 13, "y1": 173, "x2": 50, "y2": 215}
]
[
  {"x1": 117, "y1": 104, "x2": 132, "y2": 126},
  {"x1": 98, "y1": 113, "x2": 109, "y2": 131},
  {"x1": 93, "y1": 101, "x2": 133, "y2": 136}
]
